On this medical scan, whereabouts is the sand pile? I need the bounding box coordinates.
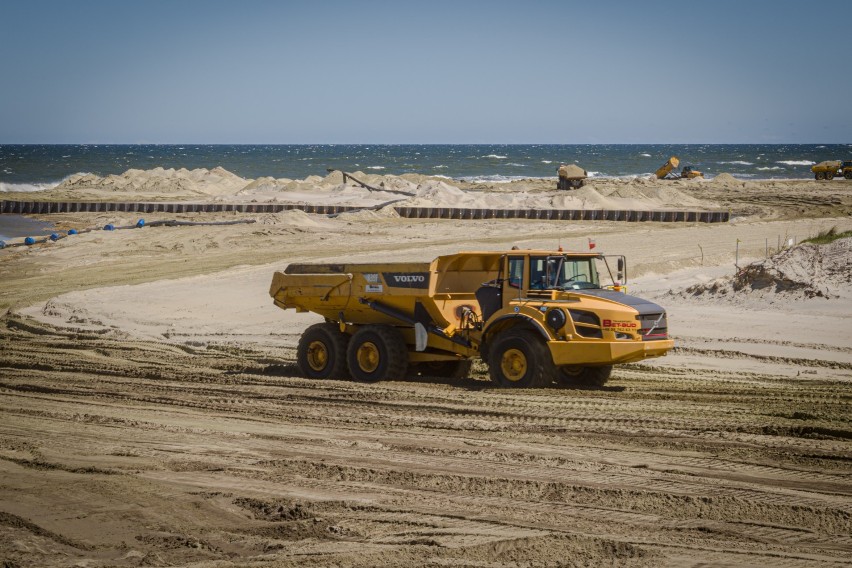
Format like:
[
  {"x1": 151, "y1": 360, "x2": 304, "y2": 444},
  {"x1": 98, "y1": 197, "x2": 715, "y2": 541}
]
[
  {"x1": 712, "y1": 173, "x2": 738, "y2": 184},
  {"x1": 255, "y1": 209, "x2": 327, "y2": 228},
  {"x1": 56, "y1": 167, "x2": 247, "y2": 197},
  {"x1": 548, "y1": 182, "x2": 711, "y2": 211},
  {"x1": 335, "y1": 204, "x2": 401, "y2": 221},
  {"x1": 239, "y1": 176, "x2": 294, "y2": 193},
  {"x1": 22, "y1": 166, "x2": 724, "y2": 211},
  {"x1": 677, "y1": 237, "x2": 851, "y2": 301}
]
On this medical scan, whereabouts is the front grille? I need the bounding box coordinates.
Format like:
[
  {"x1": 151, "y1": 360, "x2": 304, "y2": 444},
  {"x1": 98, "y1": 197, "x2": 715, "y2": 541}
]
[
  {"x1": 569, "y1": 310, "x2": 603, "y2": 339},
  {"x1": 638, "y1": 312, "x2": 668, "y2": 341}
]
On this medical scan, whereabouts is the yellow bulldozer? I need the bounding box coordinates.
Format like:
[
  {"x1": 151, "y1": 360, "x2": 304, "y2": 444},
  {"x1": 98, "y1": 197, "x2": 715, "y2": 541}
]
[
  {"x1": 269, "y1": 250, "x2": 674, "y2": 388},
  {"x1": 655, "y1": 156, "x2": 703, "y2": 180}
]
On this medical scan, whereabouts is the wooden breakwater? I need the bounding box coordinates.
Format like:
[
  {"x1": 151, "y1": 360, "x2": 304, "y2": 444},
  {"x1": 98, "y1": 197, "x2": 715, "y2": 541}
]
[{"x1": 0, "y1": 200, "x2": 730, "y2": 223}]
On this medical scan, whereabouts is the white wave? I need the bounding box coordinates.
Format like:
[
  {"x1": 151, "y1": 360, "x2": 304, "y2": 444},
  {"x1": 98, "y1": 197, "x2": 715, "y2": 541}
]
[
  {"x1": 0, "y1": 181, "x2": 60, "y2": 192},
  {"x1": 640, "y1": 153, "x2": 651, "y2": 157},
  {"x1": 817, "y1": 145, "x2": 826, "y2": 148},
  {"x1": 505, "y1": 162, "x2": 526, "y2": 167},
  {"x1": 366, "y1": 165, "x2": 385, "y2": 170},
  {"x1": 541, "y1": 160, "x2": 552, "y2": 164},
  {"x1": 756, "y1": 166, "x2": 784, "y2": 171},
  {"x1": 459, "y1": 174, "x2": 547, "y2": 183},
  {"x1": 718, "y1": 161, "x2": 753, "y2": 165},
  {"x1": 587, "y1": 172, "x2": 655, "y2": 180},
  {"x1": 433, "y1": 165, "x2": 448, "y2": 169},
  {"x1": 776, "y1": 160, "x2": 815, "y2": 166},
  {"x1": 482, "y1": 154, "x2": 507, "y2": 159}
]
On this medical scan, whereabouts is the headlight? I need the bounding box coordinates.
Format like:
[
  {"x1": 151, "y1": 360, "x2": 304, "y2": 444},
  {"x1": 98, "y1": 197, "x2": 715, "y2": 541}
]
[{"x1": 545, "y1": 308, "x2": 567, "y2": 330}]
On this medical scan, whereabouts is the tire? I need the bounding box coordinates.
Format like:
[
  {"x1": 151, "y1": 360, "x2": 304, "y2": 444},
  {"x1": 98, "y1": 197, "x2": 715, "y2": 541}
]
[
  {"x1": 415, "y1": 359, "x2": 473, "y2": 379},
  {"x1": 347, "y1": 325, "x2": 408, "y2": 382},
  {"x1": 845, "y1": 171, "x2": 852, "y2": 180},
  {"x1": 826, "y1": 172, "x2": 835, "y2": 180},
  {"x1": 816, "y1": 172, "x2": 825, "y2": 180},
  {"x1": 558, "y1": 365, "x2": 612, "y2": 388},
  {"x1": 487, "y1": 328, "x2": 554, "y2": 388},
  {"x1": 297, "y1": 323, "x2": 350, "y2": 380}
]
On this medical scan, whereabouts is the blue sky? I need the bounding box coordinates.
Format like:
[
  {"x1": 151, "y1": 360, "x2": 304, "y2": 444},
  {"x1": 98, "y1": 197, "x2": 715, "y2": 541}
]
[{"x1": 1, "y1": 0, "x2": 849, "y2": 143}]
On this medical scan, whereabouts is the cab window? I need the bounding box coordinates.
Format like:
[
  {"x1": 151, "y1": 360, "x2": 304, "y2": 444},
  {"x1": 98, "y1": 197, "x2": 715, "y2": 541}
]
[
  {"x1": 508, "y1": 256, "x2": 524, "y2": 288},
  {"x1": 530, "y1": 257, "x2": 548, "y2": 289}
]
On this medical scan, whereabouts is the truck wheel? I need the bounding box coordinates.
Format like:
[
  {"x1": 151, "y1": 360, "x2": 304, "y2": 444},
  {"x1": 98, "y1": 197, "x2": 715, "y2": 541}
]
[
  {"x1": 826, "y1": 172, "x2": 835, "y2": 180},
  {"x1": 558, "y1": 365, "x2": 612, "y2": 387},
  {"x1": 347, "y1": 325, "x2": 408, "y2": 382},
  {"x1": 815, "y1": 172, "x2": 825, "y2": 180},
  {"x1": 487, "y1": 329, "x2": 554, "y2": 388},
  {"x1": 845, "y1": 171, "x2": 852, "y2": 180},
  {"x1": 297, "y1": 323, "x2": 350, "y2": 380}
]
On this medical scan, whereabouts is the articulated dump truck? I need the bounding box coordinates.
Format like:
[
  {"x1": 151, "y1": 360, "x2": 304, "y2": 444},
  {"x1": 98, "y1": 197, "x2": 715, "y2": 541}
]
[{"x1": 269, "y1": 250, "x2": 674, "y2": 388}]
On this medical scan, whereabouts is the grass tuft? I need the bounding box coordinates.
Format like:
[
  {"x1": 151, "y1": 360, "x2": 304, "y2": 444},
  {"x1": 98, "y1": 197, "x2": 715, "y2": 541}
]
[{"x1": 801, "y1": 227, "x2": 852, "y2": 245}]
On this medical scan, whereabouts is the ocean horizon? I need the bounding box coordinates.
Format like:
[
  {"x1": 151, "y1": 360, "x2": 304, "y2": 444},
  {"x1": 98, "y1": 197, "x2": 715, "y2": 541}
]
[{"x1": 2, "y1": 143, "x2": 851, "y2": 192}]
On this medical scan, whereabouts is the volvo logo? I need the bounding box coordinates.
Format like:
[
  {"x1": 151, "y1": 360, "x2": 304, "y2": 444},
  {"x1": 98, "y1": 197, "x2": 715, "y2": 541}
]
[{"x1": 382, "y1": 272, "x2": 430, "y2": 288}]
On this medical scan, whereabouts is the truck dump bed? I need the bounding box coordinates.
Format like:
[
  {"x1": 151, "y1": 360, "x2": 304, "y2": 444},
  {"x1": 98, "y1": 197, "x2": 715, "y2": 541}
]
[{"x1": 270, "y1": 253, "x2": 504, "y2": 328}]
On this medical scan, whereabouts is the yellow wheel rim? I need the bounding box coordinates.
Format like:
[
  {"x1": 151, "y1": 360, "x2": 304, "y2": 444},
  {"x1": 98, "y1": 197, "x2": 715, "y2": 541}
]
[
  {"x1": 500, "y1": 348, "x2": 527, "y2": 382},
  {"x1": 356, "y1": 341, "x2": 380, "y2": 373},
  {"x1": 306, "y1": 340, "x2": 329, "y2": 372}
]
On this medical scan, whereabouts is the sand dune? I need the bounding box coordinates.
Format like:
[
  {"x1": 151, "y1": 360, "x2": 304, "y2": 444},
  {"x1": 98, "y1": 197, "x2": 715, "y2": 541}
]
[{"x1": 12, "y1": 166, "x2": 733, "y2": 211}]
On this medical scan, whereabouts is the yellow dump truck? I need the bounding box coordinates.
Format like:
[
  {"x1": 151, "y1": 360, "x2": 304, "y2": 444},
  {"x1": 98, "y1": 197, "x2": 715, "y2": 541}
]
[
  {"x1": 655, "y1": 156, "x2": 703, "y2": 179},
  {"x1": 812, "y1": 160, "x2": 852, "y2": 180},
  {"x1": 556, "y1": 164, "x2": 587, "y2": 190},
  {"x1": 269, "y1": 250, "x2": 673, "y2": 388}
]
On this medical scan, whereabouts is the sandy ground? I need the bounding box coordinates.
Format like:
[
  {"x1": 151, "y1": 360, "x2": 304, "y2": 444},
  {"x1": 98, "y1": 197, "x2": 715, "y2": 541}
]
[{"x1": 1, "y1": 173, "x2": 851, "y2": 567}]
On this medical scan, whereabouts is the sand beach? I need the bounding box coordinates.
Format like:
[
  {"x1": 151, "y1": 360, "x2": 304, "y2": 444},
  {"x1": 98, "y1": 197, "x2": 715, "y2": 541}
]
[{"x1": 1, "y1": 169, "x2": 851, "y2": 567}]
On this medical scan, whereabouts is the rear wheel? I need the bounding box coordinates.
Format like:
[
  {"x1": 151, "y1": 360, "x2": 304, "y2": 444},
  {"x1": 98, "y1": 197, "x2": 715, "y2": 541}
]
[
  {"x1": 815, "y1": 172, "x2": 826, "y2": 180},
  {"x1": 558, "y1": 365, "x2": 612, "y2": 387},
  {"x1": 826, "y1": 171, "x2": 835, "y2": 180},
  {"x1": 347, "y1": 325, "x2": 408, "y2": 382},
  {"x1": 487, "y1": 329, "x2": 554, "y2": 388},
  {"x1": 297, "y1": 323, "x2": 350, "y2": 379}
]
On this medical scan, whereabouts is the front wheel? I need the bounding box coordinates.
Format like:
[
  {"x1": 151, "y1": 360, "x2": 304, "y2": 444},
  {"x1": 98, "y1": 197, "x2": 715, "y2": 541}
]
[
  {"x1": 487, "y1": 329, "x2": 554, "y2": 388},
  {"x1": 297, "y1": 323, "x2": 350, "y2": 379},
  {"x1": 347, "y1": 325, "x2": 408, "y2": 382},
  {"x1": 845, "y1": 171, "x2": 852, "y2": 180},
  {"x1": 558, "y1": 365, "x2": 612, "y2": 387}
]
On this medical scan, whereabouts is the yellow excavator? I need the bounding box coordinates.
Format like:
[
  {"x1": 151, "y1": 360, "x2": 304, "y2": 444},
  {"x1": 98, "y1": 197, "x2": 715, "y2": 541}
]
[{"x1": 655, "y1": 156, "x2": 703, "y2": 180}]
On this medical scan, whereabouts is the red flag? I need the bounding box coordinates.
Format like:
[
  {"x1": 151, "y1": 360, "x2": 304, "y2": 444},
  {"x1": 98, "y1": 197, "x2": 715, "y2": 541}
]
[{"x1": 588, "y1": 238, "x2": 596, "y2": 250}]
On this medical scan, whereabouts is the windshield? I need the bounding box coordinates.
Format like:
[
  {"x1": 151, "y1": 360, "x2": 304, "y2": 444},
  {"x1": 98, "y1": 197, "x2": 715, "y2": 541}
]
[{"x1": 530, "y1": 255, "x2": 600, "y2": 290}]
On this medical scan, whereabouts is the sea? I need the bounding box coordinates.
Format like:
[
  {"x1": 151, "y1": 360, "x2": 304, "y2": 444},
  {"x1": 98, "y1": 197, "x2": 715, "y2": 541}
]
[{"x1": 2, "y1": 144, "x2": 850, "y2": 193}]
